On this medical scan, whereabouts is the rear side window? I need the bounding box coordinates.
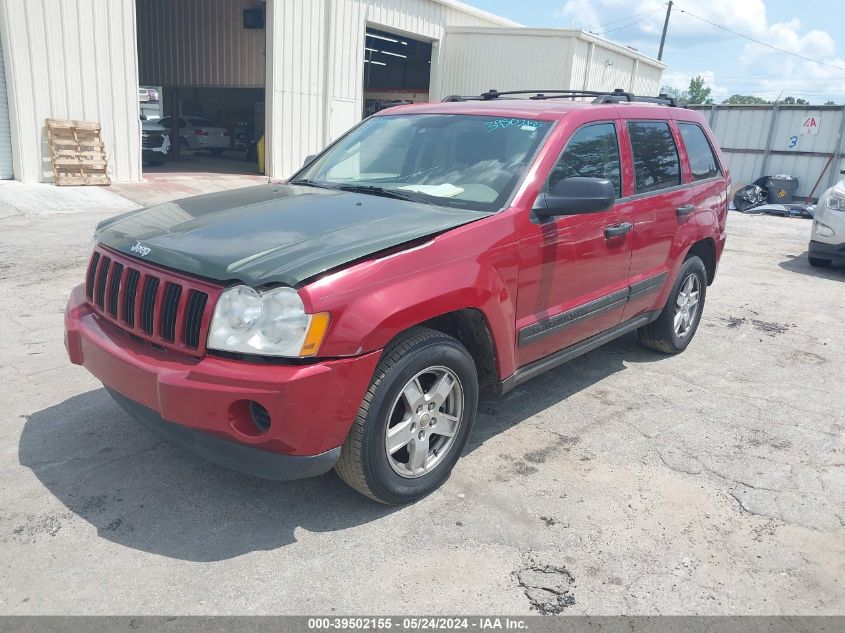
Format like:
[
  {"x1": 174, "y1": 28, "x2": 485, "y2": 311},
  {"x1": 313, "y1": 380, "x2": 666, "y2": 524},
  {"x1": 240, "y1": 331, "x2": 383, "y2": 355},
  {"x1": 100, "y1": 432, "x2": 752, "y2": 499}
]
[
  {"x1": 679, "y1": 123, "x2": 721, "y2": 181},
  {"x1": 628, "y1": 121, "x2": 681, "y2": 194},
  {"x1": 549, "y1": 123, "x2": 622, "y2": 196}
]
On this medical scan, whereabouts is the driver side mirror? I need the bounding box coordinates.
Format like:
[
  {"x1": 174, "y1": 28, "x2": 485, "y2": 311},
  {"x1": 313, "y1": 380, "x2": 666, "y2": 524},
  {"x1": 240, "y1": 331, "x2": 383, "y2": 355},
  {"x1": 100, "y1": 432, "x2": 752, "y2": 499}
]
[
  {"x1": 533, "y1": 177, "x2": 616, "y2": 218},
  {"x1": 303, "y1": 154, "x2": 317, "y2": 168}
]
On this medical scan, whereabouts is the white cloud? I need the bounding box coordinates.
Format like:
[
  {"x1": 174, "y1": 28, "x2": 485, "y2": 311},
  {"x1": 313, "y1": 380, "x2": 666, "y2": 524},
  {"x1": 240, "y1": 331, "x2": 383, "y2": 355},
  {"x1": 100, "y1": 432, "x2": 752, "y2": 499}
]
[{"x1": 556, "y1": 0, "x2": 845, "y2": 103}]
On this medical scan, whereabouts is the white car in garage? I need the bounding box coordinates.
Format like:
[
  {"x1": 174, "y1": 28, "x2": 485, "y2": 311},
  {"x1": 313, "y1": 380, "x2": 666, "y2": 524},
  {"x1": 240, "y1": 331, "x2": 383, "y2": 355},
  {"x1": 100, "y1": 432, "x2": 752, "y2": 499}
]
[
  {"x1": 158, "y1": 116, "x2": 230, "y2": 155},
  {"x1": 809, "y1": 167, "x2": 845, "y2": 268}
]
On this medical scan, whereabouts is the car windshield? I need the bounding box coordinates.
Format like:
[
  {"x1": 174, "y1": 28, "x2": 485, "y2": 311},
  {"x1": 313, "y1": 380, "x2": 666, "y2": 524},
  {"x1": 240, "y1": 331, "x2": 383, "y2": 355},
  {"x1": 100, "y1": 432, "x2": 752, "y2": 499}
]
[{"x1": 294, "y1": 114, "x2": 553, "y2": 212}]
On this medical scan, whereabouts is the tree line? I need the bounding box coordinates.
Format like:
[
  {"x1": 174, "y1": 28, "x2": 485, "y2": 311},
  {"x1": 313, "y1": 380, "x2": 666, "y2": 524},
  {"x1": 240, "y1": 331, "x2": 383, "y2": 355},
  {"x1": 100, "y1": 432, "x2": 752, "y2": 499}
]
[{"x1": 660, "y1": 75, "x2": 837, "y2": 106}]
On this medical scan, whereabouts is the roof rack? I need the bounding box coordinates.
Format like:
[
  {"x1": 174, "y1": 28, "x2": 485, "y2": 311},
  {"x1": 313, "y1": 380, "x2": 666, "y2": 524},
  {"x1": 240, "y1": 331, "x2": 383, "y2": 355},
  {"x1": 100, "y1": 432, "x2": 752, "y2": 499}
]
[{"x1": 442, "y1": 88, "x2": 677, "y2": 107}]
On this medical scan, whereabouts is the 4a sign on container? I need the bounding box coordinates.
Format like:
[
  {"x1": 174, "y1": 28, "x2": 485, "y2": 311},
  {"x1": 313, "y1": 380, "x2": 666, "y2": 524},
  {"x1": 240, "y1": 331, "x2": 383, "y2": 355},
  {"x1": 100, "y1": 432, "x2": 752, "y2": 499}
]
[{"x1": 801, "y1": 116, "x2": 820, "y2": 135}]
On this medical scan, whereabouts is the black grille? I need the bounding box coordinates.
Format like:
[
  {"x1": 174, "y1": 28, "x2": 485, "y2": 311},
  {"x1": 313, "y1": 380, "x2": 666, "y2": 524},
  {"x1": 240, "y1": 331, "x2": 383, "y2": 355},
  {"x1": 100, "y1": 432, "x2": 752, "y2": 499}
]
[
  {"x1": 249, "y1": 401, "x2": 272, "y2": 433},
  {"x1": 122, "y1": 269, "x2": 141, "y2": 327},
  {"x1": 142, "y1": 133, "x2": 165, "y2": 148},
  {"x1": 94, "y1": 257, "x2": 111, "y2": 308},
  {"x1": 107, "y1": 262, "x2": 124, "y2": 317},
  {"x1": 85, "y1": 247, "x2": 217, "y2": 355},
  {"x1": 160, "y1": 283, "x2": 182, "y2": 341},
  {"x1": 183, "y1": 290, "x2": 208, "y2": 349},
  {"x1": 85, "y1": 252, "x2": 101, "y2": 299},
  {"x1": 140, "y1": 276, "x2": 160, "y2": 335}
]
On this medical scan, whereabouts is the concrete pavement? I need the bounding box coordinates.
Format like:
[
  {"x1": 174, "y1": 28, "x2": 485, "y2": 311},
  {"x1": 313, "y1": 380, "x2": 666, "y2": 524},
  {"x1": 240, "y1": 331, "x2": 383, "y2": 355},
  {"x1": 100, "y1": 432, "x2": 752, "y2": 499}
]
[{"x1": 0, "y1": 197, "x2": 842, "y2": 615}]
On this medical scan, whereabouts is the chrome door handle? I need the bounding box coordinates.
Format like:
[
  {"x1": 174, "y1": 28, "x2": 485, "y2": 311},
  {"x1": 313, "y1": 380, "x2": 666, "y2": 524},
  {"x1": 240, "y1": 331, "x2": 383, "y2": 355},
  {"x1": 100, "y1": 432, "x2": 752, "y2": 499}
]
[
  {"x1": 677, "y1": 204, "x2": 695, "y2": 217},
  {"x1": 604, "y1": 222, "x2": 633, "y2": 239}
]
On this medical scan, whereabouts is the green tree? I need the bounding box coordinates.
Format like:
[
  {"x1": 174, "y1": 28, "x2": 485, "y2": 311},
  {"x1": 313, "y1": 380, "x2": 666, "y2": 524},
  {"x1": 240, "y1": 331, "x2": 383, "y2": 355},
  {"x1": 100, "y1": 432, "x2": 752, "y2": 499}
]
[
  {"x1": 660, "y1": 75, "x2": 712, "y2": 105},
  {"x1": 660, "y1": 85, "x2": 686, "y2": 101},
  {"x1": 722, "y1": 94, "x2": 771, "y2": 105},
  {"x1": 781, "y1": 96, "x2": 809, "y2": 105},
  {"x1": 824, "y1": 100, "x2": 836, "y2": 105},
  {"x1": 687, "y1": 75, "x2": 713, "y2": 104}
]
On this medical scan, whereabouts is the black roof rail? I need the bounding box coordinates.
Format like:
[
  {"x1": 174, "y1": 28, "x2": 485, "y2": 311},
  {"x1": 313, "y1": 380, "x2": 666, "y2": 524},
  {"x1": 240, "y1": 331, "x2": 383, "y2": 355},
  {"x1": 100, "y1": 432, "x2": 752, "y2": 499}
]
[
  {"x1": 441, "y1": 94, "x2": 484, "y2": 102},
  {"x1": 442, "y1": 88, "x2": 677, "y2": 107}
]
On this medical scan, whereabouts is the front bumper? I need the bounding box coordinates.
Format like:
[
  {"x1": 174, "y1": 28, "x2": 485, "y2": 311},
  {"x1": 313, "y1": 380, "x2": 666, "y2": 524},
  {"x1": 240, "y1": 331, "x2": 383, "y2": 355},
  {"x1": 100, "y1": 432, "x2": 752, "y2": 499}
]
[
  {"x1": 64, "y1": 285, "x2": 381, "y2": 479},
  {"x1": 809, "y1": 240, "x2": 845, "y2": 263},
  {"x1": 105, "y1": 388, "x2": 341, "y2": 480}
]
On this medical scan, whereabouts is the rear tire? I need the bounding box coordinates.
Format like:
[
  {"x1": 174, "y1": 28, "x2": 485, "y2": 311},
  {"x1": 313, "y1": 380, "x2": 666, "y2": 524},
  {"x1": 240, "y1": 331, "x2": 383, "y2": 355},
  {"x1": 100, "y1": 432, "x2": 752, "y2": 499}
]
[
  {"x1": 808, "y1": 255, "x2": 832, "y2": 268},
  {"x1": 335, "y1": 327, "x2": 478, "y2": 505},
  {"x1": 638, "y1": 255, "x2": 708, "y2": 354}
]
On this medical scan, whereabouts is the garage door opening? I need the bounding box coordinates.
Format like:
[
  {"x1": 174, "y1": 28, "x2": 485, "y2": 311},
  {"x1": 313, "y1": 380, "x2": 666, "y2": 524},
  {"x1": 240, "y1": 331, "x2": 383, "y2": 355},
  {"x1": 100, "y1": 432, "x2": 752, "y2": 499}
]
[
  {"x1": 135, "y1": 0, "x2": 267, "y2": 179},
  {"x1": 363, "y1": 27, "x2": 432, "y2": 117}
]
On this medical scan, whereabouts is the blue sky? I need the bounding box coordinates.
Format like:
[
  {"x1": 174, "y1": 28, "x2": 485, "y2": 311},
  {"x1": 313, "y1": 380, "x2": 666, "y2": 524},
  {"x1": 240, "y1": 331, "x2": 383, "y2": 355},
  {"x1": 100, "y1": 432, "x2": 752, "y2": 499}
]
[{"x1": 468, "y1": 0, "x2": 845, "y2": 103}]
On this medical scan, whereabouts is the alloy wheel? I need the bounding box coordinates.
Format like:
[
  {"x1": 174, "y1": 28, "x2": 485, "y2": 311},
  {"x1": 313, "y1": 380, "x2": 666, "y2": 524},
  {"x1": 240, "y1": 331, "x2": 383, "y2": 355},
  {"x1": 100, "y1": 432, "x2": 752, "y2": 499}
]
[
  {"x1": 385, "y1": 366, "x2": 464, "y2": 479},
  {"x1": 674, "y1": 273, "x2": 701, "y2": 338}
]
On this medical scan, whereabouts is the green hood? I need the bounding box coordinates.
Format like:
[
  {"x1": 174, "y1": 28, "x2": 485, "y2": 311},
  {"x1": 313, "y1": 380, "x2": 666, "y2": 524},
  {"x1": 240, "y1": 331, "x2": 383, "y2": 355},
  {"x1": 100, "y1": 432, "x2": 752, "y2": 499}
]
[{"x1": 96, "y1": 184, "x2": 486, "y2": 287}]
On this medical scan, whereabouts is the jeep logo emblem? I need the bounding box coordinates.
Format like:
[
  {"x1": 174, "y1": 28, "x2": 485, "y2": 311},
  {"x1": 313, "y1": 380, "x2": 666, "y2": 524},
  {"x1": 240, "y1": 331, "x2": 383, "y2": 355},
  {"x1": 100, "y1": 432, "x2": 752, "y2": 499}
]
[{"x1": 130, "y1": 241, "x2": 151, "y2": 257}]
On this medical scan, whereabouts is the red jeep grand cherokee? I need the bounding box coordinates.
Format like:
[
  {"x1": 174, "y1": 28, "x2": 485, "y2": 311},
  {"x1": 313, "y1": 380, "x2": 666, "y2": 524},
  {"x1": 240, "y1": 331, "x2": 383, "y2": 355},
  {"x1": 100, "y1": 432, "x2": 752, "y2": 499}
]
[{"x1": 65, "y1": 89, "x2": 728, "y2": 504}]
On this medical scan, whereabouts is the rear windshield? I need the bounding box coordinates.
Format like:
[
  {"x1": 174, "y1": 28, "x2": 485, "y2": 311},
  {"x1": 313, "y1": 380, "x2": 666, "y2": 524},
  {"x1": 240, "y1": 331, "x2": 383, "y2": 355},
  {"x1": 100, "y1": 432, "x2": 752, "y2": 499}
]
[{"x1": 293, "y1": 114, "x2": 554, "y2": 212}]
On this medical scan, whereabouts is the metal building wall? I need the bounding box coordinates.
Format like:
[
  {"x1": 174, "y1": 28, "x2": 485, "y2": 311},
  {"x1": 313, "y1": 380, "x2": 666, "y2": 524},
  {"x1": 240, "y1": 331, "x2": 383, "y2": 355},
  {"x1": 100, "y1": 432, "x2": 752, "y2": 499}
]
[
  {"x1": 432, "y1": 29, "x2": 664, "y2": 101},
  {"x1": 430, "y1": 29, "x2": 576, "y2": 98},
  {"x1": 690, "y1": 105, "x2": 845, "y2": 198},
  {"x1": 0, "y1": 0, "x2": 140, "y2": 183},
  {"x1": 265, "y1": 0, "x2": 517, "y2": 180},
  {"x1": 137, "y1": 0, "x2": 266, "y2": 87},
  {"x1": 566, "y1": 35, "x2": 664, "y2": 95}
]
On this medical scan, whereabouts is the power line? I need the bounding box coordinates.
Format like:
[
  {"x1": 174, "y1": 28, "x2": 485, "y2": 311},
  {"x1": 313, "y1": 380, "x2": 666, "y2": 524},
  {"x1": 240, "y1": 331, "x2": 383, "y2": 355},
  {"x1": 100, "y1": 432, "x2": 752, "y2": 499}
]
[
  {"x1": 593, "y1": 7, "x2": 663, "y2": 30},
  {"x1": 676, "y1": 7, "x2": 845, "y2": 73},
  {"x1": 593, "y1": 8, "x2": 663, "y2": 36}
]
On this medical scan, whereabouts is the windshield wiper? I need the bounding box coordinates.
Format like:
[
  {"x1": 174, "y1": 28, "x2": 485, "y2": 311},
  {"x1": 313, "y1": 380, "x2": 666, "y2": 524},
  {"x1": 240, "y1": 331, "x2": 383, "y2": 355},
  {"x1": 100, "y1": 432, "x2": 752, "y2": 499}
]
[
  {"x1": 288, "y1": 178, "x2": 334, "y2": 189},
  {"x1": 336, "y1": 184, "x2": 418, "y2": 201}
]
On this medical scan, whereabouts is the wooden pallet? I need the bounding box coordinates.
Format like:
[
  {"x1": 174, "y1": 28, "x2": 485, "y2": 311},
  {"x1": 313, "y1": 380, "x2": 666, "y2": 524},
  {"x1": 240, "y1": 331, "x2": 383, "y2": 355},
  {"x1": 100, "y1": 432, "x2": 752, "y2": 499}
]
[{"x1": 45, "y1": 119, "x2": 111, "y2": 186}]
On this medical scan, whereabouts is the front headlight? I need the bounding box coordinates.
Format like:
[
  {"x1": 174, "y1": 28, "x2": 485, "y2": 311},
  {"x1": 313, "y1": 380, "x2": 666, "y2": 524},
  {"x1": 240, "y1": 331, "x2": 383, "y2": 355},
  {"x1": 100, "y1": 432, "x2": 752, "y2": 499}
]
[
  {"x1": 208, "y1": 285, "x2": 330, "y2": 357},
  {"x1": 826, "y1": 193, "x2": 845, "y2": 211}
]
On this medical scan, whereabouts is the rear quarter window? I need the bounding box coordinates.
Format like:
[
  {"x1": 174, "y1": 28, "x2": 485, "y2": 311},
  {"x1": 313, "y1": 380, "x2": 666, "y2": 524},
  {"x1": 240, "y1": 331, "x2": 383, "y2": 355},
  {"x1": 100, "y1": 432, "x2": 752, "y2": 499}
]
[
  {"x1": 627, "y1": 121, "x2": 681, "y2": 194},
  {"x1": 679, "y1": 122, "x2": 721, "y2": 181}
]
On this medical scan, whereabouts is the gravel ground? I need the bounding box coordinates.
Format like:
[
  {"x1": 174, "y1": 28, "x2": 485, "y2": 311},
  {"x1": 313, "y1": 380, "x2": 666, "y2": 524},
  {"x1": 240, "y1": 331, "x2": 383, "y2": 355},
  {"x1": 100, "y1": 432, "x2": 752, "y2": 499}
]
[{"x1": 0, "y1": 198, "x2": 843, "y2": 615}]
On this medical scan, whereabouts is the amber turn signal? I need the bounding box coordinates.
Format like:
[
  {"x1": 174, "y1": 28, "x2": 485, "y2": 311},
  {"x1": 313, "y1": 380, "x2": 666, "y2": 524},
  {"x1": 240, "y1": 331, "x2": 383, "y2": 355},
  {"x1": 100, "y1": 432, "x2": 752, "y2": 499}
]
[{"x1": 299, "y1": 312, "x2": 331, "y2": 356}]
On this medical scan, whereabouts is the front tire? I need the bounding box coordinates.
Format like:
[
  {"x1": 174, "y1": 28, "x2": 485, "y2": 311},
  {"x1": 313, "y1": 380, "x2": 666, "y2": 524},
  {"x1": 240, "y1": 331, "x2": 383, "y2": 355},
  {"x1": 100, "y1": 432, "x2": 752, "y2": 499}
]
[
  {"x1": 638, "y1": 255, "x2": 708, "y2": 354},
  {"x1": 335, "y1": 327, "x2": 478, "y2": 505}
]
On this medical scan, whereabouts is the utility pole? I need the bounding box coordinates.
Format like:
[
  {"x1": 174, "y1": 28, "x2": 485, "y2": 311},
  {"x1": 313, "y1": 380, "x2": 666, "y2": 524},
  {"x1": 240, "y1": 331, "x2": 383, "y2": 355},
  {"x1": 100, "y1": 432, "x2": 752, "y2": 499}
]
[{"x1": 658, "y1": 1, "x2": 673, "y2": 61}]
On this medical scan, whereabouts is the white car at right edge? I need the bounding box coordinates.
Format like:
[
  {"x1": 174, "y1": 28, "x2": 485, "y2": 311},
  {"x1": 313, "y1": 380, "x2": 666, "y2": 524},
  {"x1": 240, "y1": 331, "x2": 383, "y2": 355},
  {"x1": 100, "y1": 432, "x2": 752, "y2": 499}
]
[{"x1": 809, "y1": 167, "x2": 845, "y2": 268}]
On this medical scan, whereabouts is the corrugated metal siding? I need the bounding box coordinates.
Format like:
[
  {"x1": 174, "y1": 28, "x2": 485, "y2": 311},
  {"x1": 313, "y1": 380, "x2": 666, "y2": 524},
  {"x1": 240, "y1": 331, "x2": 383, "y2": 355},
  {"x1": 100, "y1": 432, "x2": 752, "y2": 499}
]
[
  {"x1": 631, "y1": 64, "x2": 662, "y2": 95},
  {"x1": 689, "y1": 105, "x2": 845, "y2": 196},
  {"x1": 137, "y1": 0, "x2": 265, "y2": 87},
  {"x1": 430, "y1": 31, "x2": 574, "y2": 99},
  {"x1": 0, "y1": 0, "x2": 140, "y2": 183},
  {"x1": 265, "y1": 0, "x2": 518, "y2": 179},
  {"x1": 265, "y1": 0, "x2": 333, "y2": 180},
  {"x1": 0, "y1": 34, "x2": 13, "y2": 179},
  {"x1": 432, "y1": 28, "x2": 664, "y2": 100},
  {"x1": 583, "y1": 46, "x2": 635, "y2": 91},
  {"x1": 367, "y1": 0, "x2": 514, "y2": 37}
]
